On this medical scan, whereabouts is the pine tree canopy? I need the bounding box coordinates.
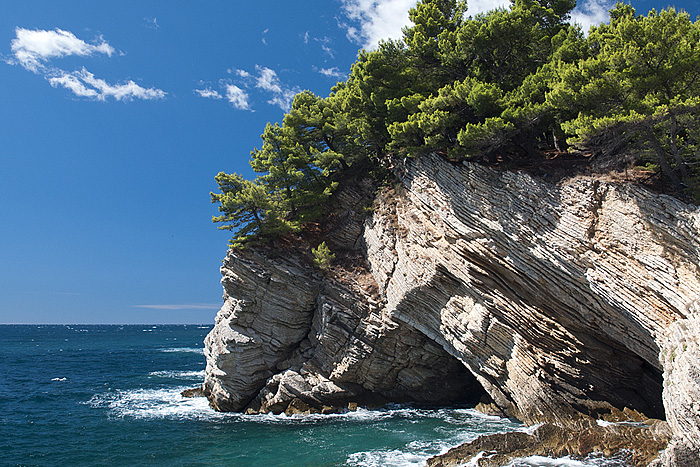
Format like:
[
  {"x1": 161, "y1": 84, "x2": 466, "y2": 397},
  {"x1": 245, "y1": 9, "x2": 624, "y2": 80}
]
[{"x1": 212, "y1": 0, "x2": 700, "y2": 248}]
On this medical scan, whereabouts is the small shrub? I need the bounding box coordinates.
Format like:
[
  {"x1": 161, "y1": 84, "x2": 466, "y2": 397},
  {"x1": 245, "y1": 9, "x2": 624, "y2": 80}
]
[{"x1": 312, "y1": 242, "x2": 335, "y2": 271}]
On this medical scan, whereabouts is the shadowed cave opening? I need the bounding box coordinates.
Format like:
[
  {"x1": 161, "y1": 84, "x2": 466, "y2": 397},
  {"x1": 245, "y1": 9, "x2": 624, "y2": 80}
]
[{"x1": 370, "y1": 335, "x2": 489, "y2": 409}]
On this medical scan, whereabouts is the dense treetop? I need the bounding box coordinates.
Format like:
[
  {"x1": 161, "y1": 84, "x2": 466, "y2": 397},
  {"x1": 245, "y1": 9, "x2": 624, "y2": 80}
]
[{"x1": 212, "y1": 0, "x2": 700, "y2": 248}]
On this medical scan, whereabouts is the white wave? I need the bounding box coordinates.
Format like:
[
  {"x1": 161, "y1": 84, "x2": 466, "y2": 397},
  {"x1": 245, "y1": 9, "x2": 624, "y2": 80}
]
[
  {"x1": 86, "y1": 386, "x2": 228, "y2": 421},
  {"x1": 596, "y1": 419, "x2": 645, "y2": 428},
  {"x1": 339, "y1": 407, "x2": 522, "y2": 467},
  {"x1": 159, "y1": 347, "x2": 204, "y2": 354},
  {"x1": 346, "y1": 449, "x2": 430, "y2": 467},
  {"x1": 517, "y1": 422, "x2": 544, "y2": 434},
  {"x1": 506, "y1": 456, "x2": 589, "y2": 467},
  {"x1": 256, "y1": 405, "x2": 518, "y2": 429},
  {"x1": 51, "y1": 377, "x2": 67, "y2": 382},
  {"x1": 459, "y1": 450, "x2": 490, "y2": 467},
  {"x1": 148, "y1": 370, "x2": 206, "y2": 379},
  {"x1": 505, "y1": 454, "x2": 627, "y2": 467},
  {"x1": 457, "y1": 408, "x2": 505, "y2": 421}
]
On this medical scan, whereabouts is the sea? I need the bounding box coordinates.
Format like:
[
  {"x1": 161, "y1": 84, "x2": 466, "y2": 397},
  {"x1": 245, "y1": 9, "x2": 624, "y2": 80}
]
[{"x1": 0, "y1": 325, "x2": 632, "y2": 467}]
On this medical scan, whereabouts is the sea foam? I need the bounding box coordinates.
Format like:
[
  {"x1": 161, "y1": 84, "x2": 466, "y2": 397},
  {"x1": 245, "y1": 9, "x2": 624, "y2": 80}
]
[
  {"x1": 148, "y1": 370, "x2": 206, "y2": 379},
  {"x1": 159, "y1": 347, "x2": 205, "y2": 354},
  {"x1": 86, "y1": 386, "x2": 226, "y2": 421},
  {"x1": 504, "y1": 453, "x2": 630, "y2": 467},
  {"x1": 346, "y1": 449, "x2": 429, "y2": 467}
]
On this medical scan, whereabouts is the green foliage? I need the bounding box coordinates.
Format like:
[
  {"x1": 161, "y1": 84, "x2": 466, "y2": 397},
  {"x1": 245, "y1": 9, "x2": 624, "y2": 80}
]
[
  {"x1": 212, "y1": 0, "x2": 700, "y2": 249},
  {"x1": 548, "y1": 3, "x2": 700, "y2": 197},
  {"x1": 211, "y1": 172, "x2": 291, "y2": 248},
  {"x1": 211, "y1": 91, "x2": 344, "y2": 248},
  {"x1": 312, "y1": 241, "x2": 335, "y2": 271}
]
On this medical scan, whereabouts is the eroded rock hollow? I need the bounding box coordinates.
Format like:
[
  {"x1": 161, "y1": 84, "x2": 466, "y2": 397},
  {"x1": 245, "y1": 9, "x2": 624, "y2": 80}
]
[
  {"x1": 202, "y1": 154, "x2": 700, "y2": 464},
  {"x1": 202, "y1": 247, "x2": 487, "y2": 414}
]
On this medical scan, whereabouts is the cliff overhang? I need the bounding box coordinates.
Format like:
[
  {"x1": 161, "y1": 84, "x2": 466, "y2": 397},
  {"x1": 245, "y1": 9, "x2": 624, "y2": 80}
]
[{"x1": 202, "y1": 154, "x2": 700, "y2": 465}]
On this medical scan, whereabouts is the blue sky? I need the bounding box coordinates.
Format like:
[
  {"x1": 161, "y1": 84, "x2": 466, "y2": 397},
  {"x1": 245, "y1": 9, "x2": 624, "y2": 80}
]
[{"x1": 2, "y1": 0, "x2": 698, "y2": 324}]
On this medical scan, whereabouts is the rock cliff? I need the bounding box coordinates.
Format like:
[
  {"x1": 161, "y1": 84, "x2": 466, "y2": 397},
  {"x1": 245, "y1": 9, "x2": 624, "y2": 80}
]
[{"x1": 202, "y1": 154, "x2": 700, "y2": 465}]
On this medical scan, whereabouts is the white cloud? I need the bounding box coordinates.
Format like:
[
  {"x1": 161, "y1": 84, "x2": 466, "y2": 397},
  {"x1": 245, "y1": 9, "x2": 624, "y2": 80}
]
[
  {"x1": 48, "y1": 73, "x2": 99, "y2": 98},
  {"x1": 202, "y1": 66, "x2": 299, "y2": 111},
  {"x1": 194, "y1": 87, "x2": 223, "y2": 99},
  {"x1": 465, "y1": 0, "x2": 510, "y2": 16},
  {"x1": 7, "y1": 27, "x2": 165, "y2": 101},
  {"x1": 253, "y1": 65, "x2": 300, "y2": 110},
  {"x1": 11, "y1": 27, "x2": 114, "y2": 72},
  {"x1": 340, "y1": 0, "x2": 416, "y2": 50},
  {"x1": 317, "y1": 66, "x2": 346, "y2": 80},
  {"x1": 133, "y1": 303, "x2": 221, "y2": 310},
  {"x1": 339, "y1": 0, "x2": 612, "y2": 49},
  {"x1": 47, "y1": 68, "x2": 165, "y2": 101},
  {"x1": 255, "y1": 66, "x2": 283, "y2": 94},
  {"x1": 268, "y1": 88, "x2": 299, "y2": 111},
  {"x1": 225, "y1": 84, "x2": 251, "y2": 110},
  {"x1": 571, "y1": 0, "x2": 614, "y2": 33},
  {"x1": 79, "y1": 68, "x2": 166, "y2": 100}
]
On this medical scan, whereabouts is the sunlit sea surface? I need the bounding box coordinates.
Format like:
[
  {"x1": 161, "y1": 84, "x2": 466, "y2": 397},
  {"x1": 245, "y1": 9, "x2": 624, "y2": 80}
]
[{"x1": 0, "y1": 325, "x2": 631, "y2": 466}]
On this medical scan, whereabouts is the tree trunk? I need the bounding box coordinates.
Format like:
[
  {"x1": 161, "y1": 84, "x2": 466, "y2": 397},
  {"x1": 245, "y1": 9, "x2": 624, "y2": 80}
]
[{"x1": 647, "y1": 128, "x2": 683, "y2": 194}]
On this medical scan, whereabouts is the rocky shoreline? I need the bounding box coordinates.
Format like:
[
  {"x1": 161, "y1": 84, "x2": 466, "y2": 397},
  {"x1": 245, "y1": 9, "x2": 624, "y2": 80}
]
[
  {"x1": 200, "y1": 154, "x2": 700, "y2": 466},
  {"x1": 426, "y1": 418, "x2": 672, "y2": 467}
]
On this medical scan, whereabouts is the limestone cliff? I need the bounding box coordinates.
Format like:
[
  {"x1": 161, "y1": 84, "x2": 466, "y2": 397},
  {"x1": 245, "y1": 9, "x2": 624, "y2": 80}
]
[{"x1": 202, "y1": 154, "x2": 700, "y2": 465}]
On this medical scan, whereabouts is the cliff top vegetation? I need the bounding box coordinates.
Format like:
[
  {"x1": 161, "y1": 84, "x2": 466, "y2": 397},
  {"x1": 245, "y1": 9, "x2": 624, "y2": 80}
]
[{"x1": 211, "y1": 0, "x2": 700, "y2": 248}]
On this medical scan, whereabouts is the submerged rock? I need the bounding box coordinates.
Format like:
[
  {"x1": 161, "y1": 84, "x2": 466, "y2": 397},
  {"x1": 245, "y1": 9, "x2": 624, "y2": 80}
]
[
  {"x1": 180, "y1": 387, "x2": 203, "y2": 398},
  {"x1": 202, "y1": 154, "x2": 700, "y2": 465}
]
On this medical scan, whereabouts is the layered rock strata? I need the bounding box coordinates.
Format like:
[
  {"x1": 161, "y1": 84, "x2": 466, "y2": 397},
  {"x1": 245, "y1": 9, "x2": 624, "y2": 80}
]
[
  {"x1": 426, "y1": 419, "x2": 672, "y2": 467},
  {"x1": 203, "y1": 154, "x2": 700, "y2": 464},
  {"x1": 651, "y1": 299, "x2": 700, "y2": 465}
]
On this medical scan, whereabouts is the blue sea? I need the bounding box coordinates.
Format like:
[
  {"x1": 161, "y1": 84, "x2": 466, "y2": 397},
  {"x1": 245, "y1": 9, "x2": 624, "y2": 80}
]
[{"x1": 0, "y1": 325, "x2": 630, "y2": 467}]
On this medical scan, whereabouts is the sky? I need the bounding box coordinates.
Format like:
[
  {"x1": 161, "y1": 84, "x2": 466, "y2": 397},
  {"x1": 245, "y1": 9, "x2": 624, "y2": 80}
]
[{"x1": 2, "y1": 0, "x2": 698, "y2": 324}]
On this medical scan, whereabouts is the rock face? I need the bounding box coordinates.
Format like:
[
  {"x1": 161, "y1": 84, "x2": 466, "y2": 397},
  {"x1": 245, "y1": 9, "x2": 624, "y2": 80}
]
[
  {"x1": 203, "y1": 154, "x2": 700, "y2": 464},
  {"x1": 652, "y1": 300, "x2": 700, "y2": 465},
  {"x1": 425, "y1": 419, "x2": 672, "y2": 467}
]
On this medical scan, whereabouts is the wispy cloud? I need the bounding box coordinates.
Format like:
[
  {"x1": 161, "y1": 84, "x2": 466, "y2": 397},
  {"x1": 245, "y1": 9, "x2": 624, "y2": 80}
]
[
  {"x1": 316, "y1": 66, "x2": 346, "y2": 80},
  {"x1": 314, "y1": 36, "x2": 335, "y2": 58},
  {"x1": 195, "y1": 66, "x2": 300, "y2": 111},
  {"x1": 48, "y1": 72, "x2": 99, "y2": 98},
  {"x1": 241, "y1": 65, "x2": 300, "y2": 111},
  {"x1": 255, "y1": 66, "x2": 283, "y2": 94},
  {"x1": 225, "y1": 84, "x2": 251, "y2": 110},
  {"x1": 49, "y1": 68, "x2": 166, "y2": 101},
  {"x1": 133, "y1": 303, "x2": 221, "y2": 311},
  {"x1": 7, "y1": 27, "x2": 165, "y2": 101},
  {"x1": 339, "y1": 0, "x2": 612, "y2": 49},
  {"x1": 143, "y1": 17, "x2": 160, "y2": 30},
  {"x1": 194, "y1": 87, "x2": 223, "y2": 99},
  {"x1": 571, "y1": 0, "x2": 614, "y2": 33},
  {"x1": 255, "y1": 66, "x2": 300, "y2": 110}
]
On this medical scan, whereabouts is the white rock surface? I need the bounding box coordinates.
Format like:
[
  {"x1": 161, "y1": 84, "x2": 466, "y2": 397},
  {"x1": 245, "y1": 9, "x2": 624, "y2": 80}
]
[{"x1": 203, "y1": 154, "x2": 700, "y2": 464}]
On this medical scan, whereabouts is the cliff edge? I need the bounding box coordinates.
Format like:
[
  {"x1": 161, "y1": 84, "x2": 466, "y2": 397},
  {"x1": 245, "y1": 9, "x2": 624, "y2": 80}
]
[{"x1": 202, "y1": 154, "x2": 700, "y2": 465}]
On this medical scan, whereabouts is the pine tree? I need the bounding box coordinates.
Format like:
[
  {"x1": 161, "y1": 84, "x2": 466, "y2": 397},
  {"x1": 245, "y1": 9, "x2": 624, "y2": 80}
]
[{"x1": 548, "y1": 4, "x2": 700, "y2": 196}]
